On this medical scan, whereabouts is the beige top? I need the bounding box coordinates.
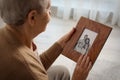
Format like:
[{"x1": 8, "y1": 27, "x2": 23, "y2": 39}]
[{"x1": 0, "y1": 27, "x2": 63, "y2": 80}]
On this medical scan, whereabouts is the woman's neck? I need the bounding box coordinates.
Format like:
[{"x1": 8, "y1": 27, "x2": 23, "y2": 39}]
[{"x1": 6, "y1": 25, "x2": 33, "y2": 49}]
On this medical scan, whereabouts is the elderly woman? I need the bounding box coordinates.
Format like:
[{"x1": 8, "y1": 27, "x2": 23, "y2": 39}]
[{"x1": 0, "y1": 0, "x2": 92, "y2": 80}]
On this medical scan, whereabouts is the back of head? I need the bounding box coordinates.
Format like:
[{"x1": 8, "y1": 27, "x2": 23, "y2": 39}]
[{"x1": 0, "y1": 0, "x2": 47, "y2": 26}]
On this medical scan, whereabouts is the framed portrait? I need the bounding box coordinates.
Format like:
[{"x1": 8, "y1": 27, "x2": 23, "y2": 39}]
[{"x1": 62, "y1": 17, "x2": 112, "y2": 64}]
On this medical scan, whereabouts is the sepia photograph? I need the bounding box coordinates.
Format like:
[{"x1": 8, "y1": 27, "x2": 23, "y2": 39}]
[{"x1": 74, "y1": 28, "x2": 98, "y2": 54}]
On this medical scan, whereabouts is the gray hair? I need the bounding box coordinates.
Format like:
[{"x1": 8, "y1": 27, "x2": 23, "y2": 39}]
[{"x1": 0, "y1": 0, "x2": 48, "y2": 26}]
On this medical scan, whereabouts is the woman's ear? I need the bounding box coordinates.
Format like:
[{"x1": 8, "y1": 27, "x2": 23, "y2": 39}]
[{"x1": 27, "y1": 10, "x2": 38, "y2": 27}]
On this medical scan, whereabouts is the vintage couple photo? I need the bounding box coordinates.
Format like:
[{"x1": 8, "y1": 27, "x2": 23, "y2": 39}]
[{"x1": 74, "y1": 28, "x2": 98, "y2": 54}]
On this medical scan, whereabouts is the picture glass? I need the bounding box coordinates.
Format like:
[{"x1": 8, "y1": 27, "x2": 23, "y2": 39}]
[{"x1": 74, "y1": 28, "x2": 98, "y2": 54}]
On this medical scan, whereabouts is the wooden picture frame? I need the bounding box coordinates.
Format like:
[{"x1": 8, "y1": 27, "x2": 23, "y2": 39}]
[{"x1": 62, "y1": 17, "x2": 112, "y2": 64}]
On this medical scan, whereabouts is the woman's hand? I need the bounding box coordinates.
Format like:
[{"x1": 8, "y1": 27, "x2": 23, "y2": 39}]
[
  {"x1": 57, "y1": 28, "x2": 76, "y2": 48},
  {"x1": 72, "y1": 54, "x2": 92, "y2": 80}
]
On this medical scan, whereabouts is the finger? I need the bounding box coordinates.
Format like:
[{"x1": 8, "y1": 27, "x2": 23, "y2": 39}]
[
  {"x1": 86, "y1": 61, "x2": 92, "y2": 72},
  {"x1": 80, "y1": 54, "x2": 88, "y2": 67},
  {"x1": 77, "y1": 54, "x2": 84, "y2": 65},
  {"x1": 65, "y1": 27, "x2": 76, "y2": 42},
  {"x1": 84, "y1": 56, "x2": 90, "y2": 69}
]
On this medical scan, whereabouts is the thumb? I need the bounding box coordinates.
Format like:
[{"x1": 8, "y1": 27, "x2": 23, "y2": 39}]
[
  {"x1": 65, "y1": 27, "x2": 76, "y2": 42},
  {"x1": 57, "y1": 27, "x2": 76, "y2": 48}
]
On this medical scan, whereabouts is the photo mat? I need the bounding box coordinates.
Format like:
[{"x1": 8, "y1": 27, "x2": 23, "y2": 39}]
[{"x1": 62, "y1": 17, "x2": 112, "y2": 64}]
